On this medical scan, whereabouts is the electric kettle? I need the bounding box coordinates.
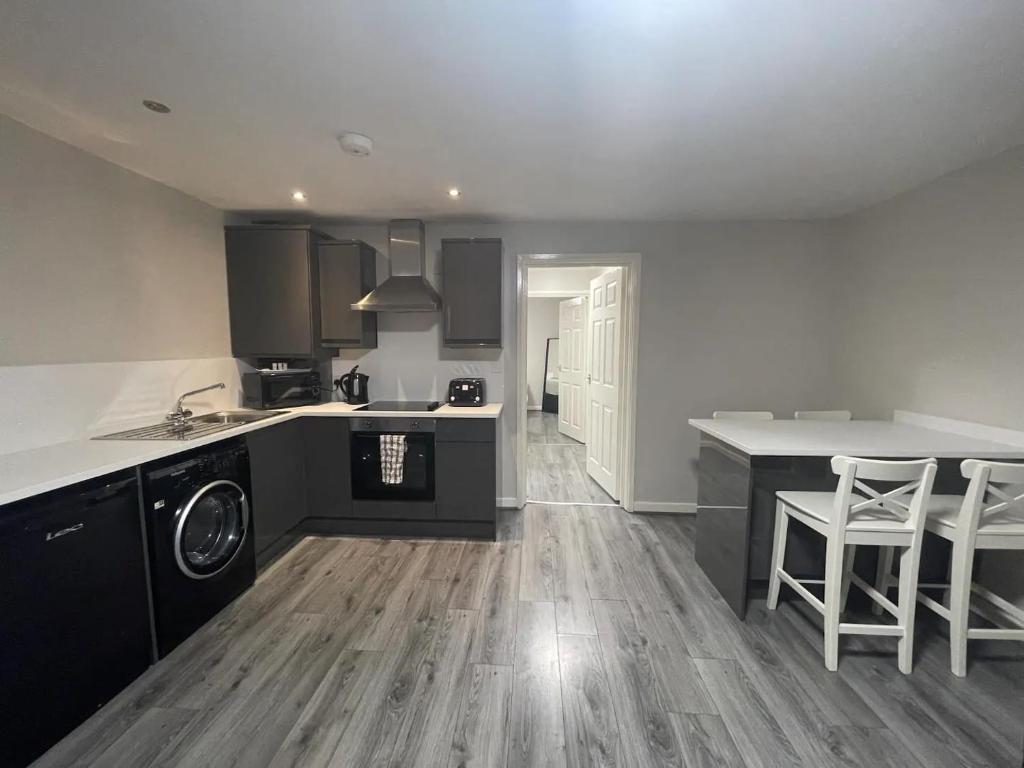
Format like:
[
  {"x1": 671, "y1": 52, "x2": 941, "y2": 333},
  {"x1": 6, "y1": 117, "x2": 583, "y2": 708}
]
[{"x1": 338, "y1": 365, "x2": 369, "y2": 405}]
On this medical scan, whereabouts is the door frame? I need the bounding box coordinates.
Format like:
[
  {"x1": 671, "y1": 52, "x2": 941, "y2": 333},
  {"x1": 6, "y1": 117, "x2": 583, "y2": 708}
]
[{"x1": 516, "y1": 252, "x2": 641, "y2": 512}]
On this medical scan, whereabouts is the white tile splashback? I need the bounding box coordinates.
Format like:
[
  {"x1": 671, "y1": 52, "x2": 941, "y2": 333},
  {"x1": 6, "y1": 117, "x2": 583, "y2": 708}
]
[{"x1": 0, "y1": 357, "x2": 245, "y2": 455}]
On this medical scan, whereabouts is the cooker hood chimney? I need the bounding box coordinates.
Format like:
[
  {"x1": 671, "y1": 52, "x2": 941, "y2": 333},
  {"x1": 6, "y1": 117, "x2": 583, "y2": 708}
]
[{"x1": 351, "y1": 219, "x2": 441, "y2": 312}]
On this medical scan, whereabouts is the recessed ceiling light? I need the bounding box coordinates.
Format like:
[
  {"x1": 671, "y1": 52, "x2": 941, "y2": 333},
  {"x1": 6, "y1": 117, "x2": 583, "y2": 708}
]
[
  {"x1": 291, "y1": 190, "x2": 307, "y2": 202},
  {"x1": 142, "y1": 99, "x2": 170, "y2": 114},
  {"x1": 448, "y1": 188, "x2": 461, "y2": 198}
]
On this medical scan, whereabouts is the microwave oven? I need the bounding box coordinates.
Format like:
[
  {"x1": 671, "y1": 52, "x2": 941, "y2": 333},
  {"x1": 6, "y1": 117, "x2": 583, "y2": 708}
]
[{"x1": 242, "y1": 369, "x2": 321, "y2": 409}]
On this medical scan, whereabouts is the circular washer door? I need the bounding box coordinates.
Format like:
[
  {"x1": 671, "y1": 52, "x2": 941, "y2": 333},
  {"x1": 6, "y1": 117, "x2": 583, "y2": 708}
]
[{"x1": 174, "y1": 480, "x2": 249, "y2": 579}]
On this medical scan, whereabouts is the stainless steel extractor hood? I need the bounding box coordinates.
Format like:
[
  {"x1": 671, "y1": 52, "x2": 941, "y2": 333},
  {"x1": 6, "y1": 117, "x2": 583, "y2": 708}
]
[{"x1": 351, "y1": 219, "x2": 441, "y2": 312}]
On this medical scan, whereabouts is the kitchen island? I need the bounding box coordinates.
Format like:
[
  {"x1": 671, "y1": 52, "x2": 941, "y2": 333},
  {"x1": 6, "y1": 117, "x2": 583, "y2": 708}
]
[{"x1": 689, "y1": 414, "x2": 1024, "y2": 617}]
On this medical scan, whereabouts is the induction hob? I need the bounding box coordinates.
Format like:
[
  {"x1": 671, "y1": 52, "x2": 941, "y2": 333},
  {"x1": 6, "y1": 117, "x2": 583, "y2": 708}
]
[{"x1": 355, "y1": 400, "x2": 441, "y2": 412}]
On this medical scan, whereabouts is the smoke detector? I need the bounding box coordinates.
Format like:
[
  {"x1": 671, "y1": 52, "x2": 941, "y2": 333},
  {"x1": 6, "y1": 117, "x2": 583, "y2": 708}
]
[{"x1": 338, "y1": 132, "x2": 373, "y2": 157}]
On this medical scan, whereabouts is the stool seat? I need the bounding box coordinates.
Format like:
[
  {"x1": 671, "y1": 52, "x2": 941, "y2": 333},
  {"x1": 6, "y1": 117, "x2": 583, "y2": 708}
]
[{"x1": 777, "y1": 491, "x2": 917, "y2": 535}]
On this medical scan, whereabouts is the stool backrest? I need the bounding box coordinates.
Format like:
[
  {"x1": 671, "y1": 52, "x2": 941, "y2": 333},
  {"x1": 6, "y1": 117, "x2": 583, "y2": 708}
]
[
  {"x1": 830, "y1": 456, "x2": 938, "y2": 536},
  {"x1": 959, "y1": 460, "x2": 1024, "y2": 532},
  {"x1": 712, "y1": 411, "x2": 774, "y2": 420},
  {"x1": 794, "y1": 410, "x2": 852, "y2": 421}
]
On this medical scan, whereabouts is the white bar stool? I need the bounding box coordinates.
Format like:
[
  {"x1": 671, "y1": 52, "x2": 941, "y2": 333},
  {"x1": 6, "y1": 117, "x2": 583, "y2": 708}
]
[
  {"x1": 911, "y1": 459, "x2": 1024, "y2": 676},
  {"x1": 712, "y1": 411, "x2": 774, "y2": 420},
  {"x1": 794, "y1": 410, "x2": 852, "y2": 421},
  {"x1": 768, "y1": 456, "x2": 937, "y2": 673}
]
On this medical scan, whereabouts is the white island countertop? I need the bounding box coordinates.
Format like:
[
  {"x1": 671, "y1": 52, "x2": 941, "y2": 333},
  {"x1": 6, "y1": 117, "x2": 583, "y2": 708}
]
[
  {"x1": 0, "y1": 402, "x2": 503, "y2": 507},
  {"x1": 688, "y1": 418, "x2": 1024, "y2": 459}
]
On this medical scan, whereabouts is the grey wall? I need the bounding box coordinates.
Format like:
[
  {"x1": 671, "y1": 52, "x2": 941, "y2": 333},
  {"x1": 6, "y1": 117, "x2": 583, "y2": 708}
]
[
  {"x1": 834, "y1": 145, "x2": 1024, "y2": 428},
  {"x1": 526, "y1": 297, "x2": 560, "y2": 409},
  {"x1": 0, "y1": 115, "x2": 230, "y2": 365},
  {"x1": 322, "y1": 219, "x2": 837, "y2": 507},
  {"x1": 833, "y1": 144, "x2": 1024, "y2": 608}
]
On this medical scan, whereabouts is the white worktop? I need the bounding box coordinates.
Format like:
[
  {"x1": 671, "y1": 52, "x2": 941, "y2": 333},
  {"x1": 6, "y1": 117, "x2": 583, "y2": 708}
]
[
  {"x1": 0, "y1": 402, "x2": 503, "y2": 507},
  {"x1": 688, "y1": 418, "x2": 1024, "y2": 459}
]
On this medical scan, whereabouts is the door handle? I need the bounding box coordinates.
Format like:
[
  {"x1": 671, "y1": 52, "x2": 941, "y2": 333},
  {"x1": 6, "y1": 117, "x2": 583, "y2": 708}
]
[{"x1": 586, "y1": 374, "x2": 592, "y2": 383}]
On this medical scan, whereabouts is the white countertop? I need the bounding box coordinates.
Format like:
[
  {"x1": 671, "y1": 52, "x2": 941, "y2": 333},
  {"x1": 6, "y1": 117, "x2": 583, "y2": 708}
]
[
  {"x1": 688, "y1": 418, "x2": 1024, "y2": 459},
  {"x1": 0, "y1": 402, "x2": 503, "y2": 507}
]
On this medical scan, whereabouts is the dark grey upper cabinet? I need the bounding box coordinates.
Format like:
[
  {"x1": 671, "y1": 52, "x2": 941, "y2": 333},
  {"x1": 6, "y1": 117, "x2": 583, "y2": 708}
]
[
  {"x1": 225, "y1": 226, "x2": 330, "y2": 358},
  {"x1": 442, "y1": 238, "x2": 502, "y2": 347},
  {"x1": 319, "y1": 241, "x2": 378, "y2": 348}
]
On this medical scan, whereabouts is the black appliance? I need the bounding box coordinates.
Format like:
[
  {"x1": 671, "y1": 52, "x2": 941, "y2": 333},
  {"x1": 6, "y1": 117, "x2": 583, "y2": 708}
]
[
  {"x1": 351, "y1": 417, "x2": 435, "y2": 501},
  {"x1": 356, "y1": 400, "x2": 440, "y2": 412},
  {"x1": 447, "y1": 377, "x2": 486, "y2": 406},
  {"x1": 242, "y1": 369, "x2": 321, "y2": 409},
  {"x1": 0, "y1": 470, "x2": 152, "y2": 768},
  {"x1": 338, "y1": 365, "x2": 370, "y2": 405},
  {"x1": 142, "y1": 438, "x2": 256, "y2": 658}
]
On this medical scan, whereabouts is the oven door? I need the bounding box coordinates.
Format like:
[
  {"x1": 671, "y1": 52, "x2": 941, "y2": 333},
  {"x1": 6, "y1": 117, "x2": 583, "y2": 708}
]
[{"x1": 351, "y1": 431, "x2": 435, "y2": 501}]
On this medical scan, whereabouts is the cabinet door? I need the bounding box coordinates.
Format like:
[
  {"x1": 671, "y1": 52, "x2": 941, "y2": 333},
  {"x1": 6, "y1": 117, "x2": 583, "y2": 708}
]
[
  {"x1": 319, "y1": 241, "x2": 378, "y2": 348},
  {"x1": 226, "y1": 228, "x2": 313, "y2": 357},
  {"x1": 436, "y1": 440, "x2": 496, "y2": 521},
  {"x1": 304, "y1": 418, "x2": 353, "y2": 518},
  {"x1": 247, "y1": 420, "x2": 308, "y2": 555},
  {"x1": 442, "y1": 239, "x2": 502, "y2": 347}
]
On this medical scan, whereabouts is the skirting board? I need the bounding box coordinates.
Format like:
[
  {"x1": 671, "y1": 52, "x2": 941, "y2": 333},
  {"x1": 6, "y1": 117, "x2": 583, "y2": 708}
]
[
  {"x1": 527, "y1": 405, "x2": 542, "y2": 412},
  {"x1": 496, "y1": 497, "x2": 519, "y2": 509},
  {"x1": 633, "y1": 501, "x2": 697, "y2": 515},
  {"x1": 894, "y1": 410, "x2": 1024, "y2": 448}
]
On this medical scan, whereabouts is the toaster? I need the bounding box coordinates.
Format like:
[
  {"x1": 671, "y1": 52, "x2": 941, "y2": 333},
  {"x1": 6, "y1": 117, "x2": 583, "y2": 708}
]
[{"x1": 447, "y1": 378, "x2": 485, "y2": 407}]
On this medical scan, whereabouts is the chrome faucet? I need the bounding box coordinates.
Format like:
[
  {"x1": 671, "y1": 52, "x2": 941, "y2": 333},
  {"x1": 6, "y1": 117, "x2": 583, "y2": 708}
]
[{"x1": 167, "y1": 383, "x2": 226, "y2": 426}]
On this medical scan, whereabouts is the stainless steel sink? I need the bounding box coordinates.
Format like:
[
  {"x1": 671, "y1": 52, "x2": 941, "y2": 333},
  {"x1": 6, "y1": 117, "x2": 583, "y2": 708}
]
[
  {"x1": 191, "y1": 411, "x2": 278, "y2": 426},
  {"x1": 94, "y1": 410, "x2": 284, "y2": 441}
]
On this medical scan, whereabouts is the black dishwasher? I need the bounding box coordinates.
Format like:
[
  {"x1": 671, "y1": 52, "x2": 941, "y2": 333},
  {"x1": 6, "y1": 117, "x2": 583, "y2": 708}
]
[{"x1": 0, "y1": 469, "x2": 153, "y2": 768}]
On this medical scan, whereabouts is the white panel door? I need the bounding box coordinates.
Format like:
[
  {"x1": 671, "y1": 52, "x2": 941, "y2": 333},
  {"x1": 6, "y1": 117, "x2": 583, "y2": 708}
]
[
  {"x1": 586, "y1": 268, "x2": 622, "y2": 499},
  {"x1": 557, "y1": 296, "x2": 587, "y2": 443}
]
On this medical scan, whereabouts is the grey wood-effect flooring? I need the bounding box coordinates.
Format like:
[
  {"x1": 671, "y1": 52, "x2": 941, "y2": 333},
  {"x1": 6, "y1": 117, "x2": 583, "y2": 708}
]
[
  {"x1": 34, "y1": 509, "x2": 1024, "y2": 768},
  {"x1": 527, "y1": 412, "x2": 615, "y2": 505}
]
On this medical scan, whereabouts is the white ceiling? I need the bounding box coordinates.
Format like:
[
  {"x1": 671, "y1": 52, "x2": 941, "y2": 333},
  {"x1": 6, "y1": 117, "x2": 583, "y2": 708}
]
[{"x1": 2, "y1": 1, "x2": 1023, "y2": 221}]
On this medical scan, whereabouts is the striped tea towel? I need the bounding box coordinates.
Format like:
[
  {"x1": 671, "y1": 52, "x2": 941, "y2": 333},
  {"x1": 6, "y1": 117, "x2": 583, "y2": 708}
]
[{"x1": 380, "y1": 434, "x2": 408, "y2": 484}]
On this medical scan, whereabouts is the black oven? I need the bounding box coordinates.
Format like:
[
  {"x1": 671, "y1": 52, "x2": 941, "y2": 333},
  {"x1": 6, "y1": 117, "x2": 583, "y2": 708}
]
[
  {"x1": 350, "y1": 417, "x2": 435, "y2": 501},
  {"x1": 242, "y1": 370, "x2": 321, "y2": 409}
]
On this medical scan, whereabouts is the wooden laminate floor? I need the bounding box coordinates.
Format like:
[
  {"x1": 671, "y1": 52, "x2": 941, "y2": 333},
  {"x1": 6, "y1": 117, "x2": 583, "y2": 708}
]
[
  {"x1": 34, "y1": 509, "x2": 1024, "y2": 767},
  {"x1": 527, "y1": 411, "x2": 615, "y2": 505}
]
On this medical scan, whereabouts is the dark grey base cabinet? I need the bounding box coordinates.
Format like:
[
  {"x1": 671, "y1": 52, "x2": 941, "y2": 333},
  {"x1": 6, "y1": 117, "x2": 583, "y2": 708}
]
[
  {"x1": 436, "y1": 419, "x2": 496, "y2": 522},
  {"x1": 303, "y1": 418, "x2": 352, "y2": 519},
  {"x1": 246, "y1": 420, "x2": 308, "y2": 566}
]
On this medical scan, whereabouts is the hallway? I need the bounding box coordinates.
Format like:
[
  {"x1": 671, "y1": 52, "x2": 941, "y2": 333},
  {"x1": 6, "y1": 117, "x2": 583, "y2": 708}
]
[{"x1": 526, "y1": 411, "x2": 615, "y2": 505}]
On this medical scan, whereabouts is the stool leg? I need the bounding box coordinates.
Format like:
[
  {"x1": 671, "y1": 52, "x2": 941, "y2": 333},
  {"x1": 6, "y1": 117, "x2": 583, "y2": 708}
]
[
  {"x1": 767, "y1": 500, "x2": 789, "y2": 610},
  {"x1": 948, "y1": 537, "x2": 975, "y2": 678},
  {"x1": 874, "y1": 546, "x2": 895, "y2": 616},
  {"x1": 897, "y1": 544, "x2": 923, "y2": 674},
  {"x1": 823, "y1": 535, "x2": 845, "y2": 671},
  {"x1": 840, "y1": 544, "x2": 857, "y2": 614}
]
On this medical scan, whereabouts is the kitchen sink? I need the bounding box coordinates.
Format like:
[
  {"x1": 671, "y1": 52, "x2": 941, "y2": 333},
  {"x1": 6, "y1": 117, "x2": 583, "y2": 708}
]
[
  {"x1": 191, "y1": 411, "x2": 278, "y2": 425},
  {"x1": 93, "y1": 410, "x2": 284, "y2": 441}
]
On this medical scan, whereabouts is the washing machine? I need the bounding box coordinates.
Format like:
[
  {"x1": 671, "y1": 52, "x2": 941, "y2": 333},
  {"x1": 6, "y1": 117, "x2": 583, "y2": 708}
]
[{"x1": 142, "y1": 436, "x2": 256, "y2": 658}]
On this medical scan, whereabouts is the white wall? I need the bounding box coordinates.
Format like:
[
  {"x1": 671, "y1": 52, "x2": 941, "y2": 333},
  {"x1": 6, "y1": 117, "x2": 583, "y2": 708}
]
[
  {"x1": 0, "y1": 115, "x2": 238, "y2": 452},
  {"x1": 320, "y1": 220, "x2": 837, "y2": 508},
  {"x1": 0, "y1": 115, "x2": 230, "y2": 365},
  {"x1": 526, "y1": 297, "x2": 560, "y2": 409},
  {"x1": 833, "y1": 144, "x2": 1024, "y2": 608},
  {"x1": 527, "y1": 266, "x2": 606, "y2": 296}
]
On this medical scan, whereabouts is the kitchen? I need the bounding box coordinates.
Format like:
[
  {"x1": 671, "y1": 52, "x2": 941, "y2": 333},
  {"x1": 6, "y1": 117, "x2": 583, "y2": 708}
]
[{"x1": 3, "y1": 2, "x2": 1024, "y2": 767}]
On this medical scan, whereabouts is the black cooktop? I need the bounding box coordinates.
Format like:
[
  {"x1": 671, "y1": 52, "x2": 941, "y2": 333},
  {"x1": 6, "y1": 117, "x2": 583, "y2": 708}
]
[{"x1": 355, "y1": 400, "x2": 441, "y2": 412}]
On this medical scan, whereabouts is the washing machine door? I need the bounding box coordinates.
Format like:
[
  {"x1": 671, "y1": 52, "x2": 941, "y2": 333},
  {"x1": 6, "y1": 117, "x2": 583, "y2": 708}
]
[{"x1": 174, "y1": 480, "x2": 249, "y2": 579}]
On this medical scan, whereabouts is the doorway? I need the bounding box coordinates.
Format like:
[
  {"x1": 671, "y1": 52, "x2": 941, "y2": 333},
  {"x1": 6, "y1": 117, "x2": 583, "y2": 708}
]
[{"x1": 516, "y1": 254, "x2": 641, "y2": 511}]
